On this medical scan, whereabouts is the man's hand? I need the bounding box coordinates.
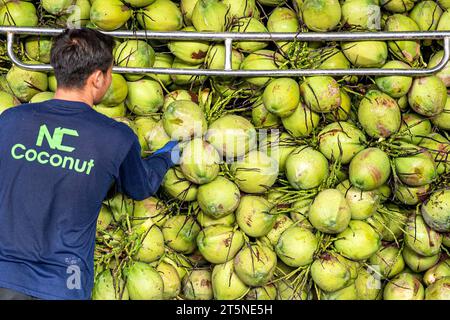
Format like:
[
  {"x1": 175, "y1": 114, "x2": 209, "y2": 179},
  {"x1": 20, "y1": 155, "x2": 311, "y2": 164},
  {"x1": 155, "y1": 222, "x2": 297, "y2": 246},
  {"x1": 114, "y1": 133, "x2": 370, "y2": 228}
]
[{"x1": 154, "y1": 140, "x2": 181, "y2": 165}]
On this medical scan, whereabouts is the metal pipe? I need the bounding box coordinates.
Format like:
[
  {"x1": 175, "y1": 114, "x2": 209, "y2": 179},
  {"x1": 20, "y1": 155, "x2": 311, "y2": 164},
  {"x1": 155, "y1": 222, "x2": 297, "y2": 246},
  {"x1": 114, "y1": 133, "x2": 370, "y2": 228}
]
[
  {"x1": 4, "y1": 28, "x2": 450, "y2": 77},
  {"x1": 224, "y1": 38, "x2": 233, "y2": 71},
  {"x1": 0, "y1": 26, "x2": 449, "y2": 41}
]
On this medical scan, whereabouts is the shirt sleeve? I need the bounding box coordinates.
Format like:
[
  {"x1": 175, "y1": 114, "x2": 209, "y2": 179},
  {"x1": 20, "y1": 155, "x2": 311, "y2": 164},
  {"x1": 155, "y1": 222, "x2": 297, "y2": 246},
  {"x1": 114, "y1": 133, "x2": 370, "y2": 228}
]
[{"x1": 115, "y1": 138, "x2": 175, "y2": 200}]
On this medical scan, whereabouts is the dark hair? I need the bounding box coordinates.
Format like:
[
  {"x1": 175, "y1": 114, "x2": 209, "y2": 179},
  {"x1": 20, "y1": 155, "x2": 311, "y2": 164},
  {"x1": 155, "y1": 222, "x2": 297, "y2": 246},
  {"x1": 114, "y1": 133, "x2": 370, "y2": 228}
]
[{"x1": 50, "y1": 28, "x2": 114, "y2": 89}]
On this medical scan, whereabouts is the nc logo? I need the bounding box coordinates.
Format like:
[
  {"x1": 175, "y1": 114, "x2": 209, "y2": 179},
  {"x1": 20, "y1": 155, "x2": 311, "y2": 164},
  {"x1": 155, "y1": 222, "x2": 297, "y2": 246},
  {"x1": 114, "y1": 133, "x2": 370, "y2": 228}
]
[
  {"x1": 66, "y1": 265, "x2": 81, "y2": 290},
  {"x1": 36, "y1": 124, "x2": 79, "y2": 153}
]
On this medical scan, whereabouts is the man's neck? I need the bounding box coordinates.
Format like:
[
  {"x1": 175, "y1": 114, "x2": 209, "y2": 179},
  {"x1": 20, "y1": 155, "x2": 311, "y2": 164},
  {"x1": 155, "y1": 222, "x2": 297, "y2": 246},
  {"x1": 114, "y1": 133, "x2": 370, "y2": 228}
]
[{"x1": 54, "y1": 88, "x2": 94, "y2": 107}]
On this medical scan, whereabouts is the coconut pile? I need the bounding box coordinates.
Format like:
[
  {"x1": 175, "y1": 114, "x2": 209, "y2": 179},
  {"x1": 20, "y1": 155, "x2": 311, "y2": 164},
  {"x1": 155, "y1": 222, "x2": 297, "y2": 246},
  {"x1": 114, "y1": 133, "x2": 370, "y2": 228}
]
[{"x1": 0, "y1": 0, "x2": 450, "y2": 300}]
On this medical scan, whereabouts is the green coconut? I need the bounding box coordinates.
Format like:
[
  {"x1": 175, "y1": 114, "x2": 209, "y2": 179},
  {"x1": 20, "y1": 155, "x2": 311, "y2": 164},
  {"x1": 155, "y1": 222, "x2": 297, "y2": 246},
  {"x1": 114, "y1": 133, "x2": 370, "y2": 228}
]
[
  {"x1": 276, "y1": 279, "x2": 309, "y2": 300},
  {"x1": 223, "y1": 0, "x2": 257, "y2": 18},
  {"x1": 432, "y1": 96, "x2": 450, "y2": 131},
  {"x1": 206, "y1": 44, "x2": 243, "y2": 71},
  {"x1": 311, "y1": 253, "x2": 355, "y2": 292},
  {"x1": 349, "y1": 147, "x2": 391, "y2": 191},
  {"x1": 251, "y1": 99, "x2": 281, "y2": 128},
  {"x1": 114, "y1": 40, "x2": 155, "y2": 81},
  {"x1": 334, "y1": 220, "x2": 381, "y2": 261},
  {"x1": 285, "y1": 146, "x2": 329, "y2": 190},
  {"x1": 427, "y1": 50, "x2": 450, "y2": 87},
  {"x1": 230, "y1": 17, "x2": 269, "y2": 53},
  {"x1": 126, "y1": 262, "x2": 164, "y2": 300},
  {"x1": 137, "y1": 0, "x2": 183, "y2": 31},
  {"x1": 369, "y1": 243, "x2": 405, "y2": 279},
  {"x1": 234, "y1": 244, "x2": 277, "y2": 287},
  {"x1": 281, "y1": 102, "x2": 320, "y2": 138},
  {"x1": 25, "y1": 36, "x2": 52, "y2": 64},
  {"x1": 395, "y1": 184, "x2": 430, "y2": 206},
  {"x1": 263, "y1": 78, "x2": 300, "y2": 118},
  {"x1": 231, "y1": 150, "x2": 279, "y2": 194},
  {"x1": 0, "y1": 1, "x2": 38, "y2": 26},
  {"x1": 275, "y1": 226, "x2": 318, "y2": 267},
  {"x1": 318, "y1": 122, "x2": 367, "y2": 164},
  {"x1": 133, "y1": 116, "x2": 157, "y2": 156},
  {"x1": 6, "y1": 63, "x2": 48, "y2": 102},
  {"x1": 309, "y1": 189, "x2": 352, "y2": 234},
  {"x1": 192, "y1": 0, "x2": 228, "y2": 32},
  {"x1": 355, "y1": 267, "x2": 383, "y2": 300},
  {"x1": 90, "y1": 0, "x2": 132, "y2": 31},
  {"x1": 29, "y1": 91, "x2": 54, "y2": 104},
  {"x1": 263, "y1": 214, "x2": 295, "y2": 247},
  {"x1": 57, "y1": 0, "x2": 91, "y2": 27},
  {"x1": 425, "y1": 277, "x2": 450, "y2": 300},
  {"x1": 341, "y1": 41, "x2": 388, "y2": 67},
  {"x1": 408, "y1": 76, "x2": 448, "y2": 117},
  {"x1": 302, "y1": 0, "x2": 342, "y2": 32},
  {"x1": 404, "y1": 214, "x2": 442, "y2": 257},
  {"x1": 156, "y1": 262, "x2": 181, "y2": 299},
  {"x1": 168, "y1": 26, "x2": 209, "y2": 64},
  {"x1": 419, "y1": 133, "x2": 450, "y2": 175},
  {"x1": 197, "y1": 225, "x2": 244, "y2": 264},
  {"x1": 162, "y1": 167, "x2": 198, "y2": 202},
  {"x1": 259, "y1": 132, "x2": 296, "y2": 173},
  {"x1": 240, "y1": 50, "x2": 285, "y2": 87},
  {"x1": 394, "y1": 145, "x2": 437, "y2": 187},
  {"x1": 96, "y1": 204, "x2": 113, "y2": 232},
  {"x1": 134, "y1": 225, "x2": 165, "y2": 263},
  {"x1": 383, "y1": 272, "x2": 424, "y2": 300},
  {"x1": 337, "y1": 180, "x2": 381, "y2": 220},
  {"x1": 144, "y1": 120, "x2": 170, "y2": 153},
  {"x1": 163, "y1": 100, "x2": 207, "y2": 140},
  {"x1": 409, "y1": 1, "x2": 443, "y2": 31},
  {"x1": 423, "y1": 260, "x2": 450, "y2": 287},
  {"x1": 402, "y1": 245, "x2": 440, "y2": 273},
  {"x1": 126, "y1": 79, "x2": 163, "y2": 115},
  {"x1": 422, "y1": 189, "x2": 450, "y2": 232},
  {"x1": 196, "y1": 211, "x2": 236, "y2": 228},
  {"x1": 170, "y1": 58, "x2": 205, "y2": 86},
  {"x1": 101, "y1": 74, "x2": 128, "y2": 107},
  {"x1": 163, "y1": 215, "x2": 201, "y2": 254},
  {"x1": 150, "y1": 53, "x2": 174, "y2": 86},
  {"x1": 320, "y1": 283, "x2": 359, "y2": 300},
  {"x1": 92, "y1": 270, "x2": 129, "y2": 300},
  {"x1": 182, "y1": 269, "x2": 214, "y2": 300},
  {"x1": 246, "y1": 284, "x2": 277, "y2": 300},
  {"x1": 380, "y1": 0, "x2": 415, "y2": 12},
  {"x1": 180, "y1": 138, "x2": 220, "y2": 185},
  {"x1": 375, "y1": 61, "x2": 413, "y2": 98},
  {"x1": 397, "y1": 113, "x2": 432, "y2": 145},
  {"x1": 197, "y1": 176, "x2": 241, "y2": 219},
  {"x1": 341, "y1": 0, "x2": 381, "y2": 30},
  {"x1": 163, "y1": 90, "x2": 197, "y2": 111},
  {"x1": 384, "y1": 14, "x2": 421, "y2": 63},
  {"x1": 212, "y1": 260, "x2": 249, "y2": 300},
  {"x1": 290, "y1": 199, "x2": 315, "y2": 230},
  {"x1": 300, "y1": 76, "x2": 341, "y2": 113},
  {"x1": 235, "y1": 195, "x2": 277, "y2": 237},
  {"x1": 130, "y1": 196, "x2": 168, "y2": 227},
  {"x1": 267, "y1": 7, "x2": 299, "y2": 53},
  {"x1": 206, "y1": 114, "x2": 257, "y2": 159},
  {"x1": 358, "y1": 90, "x2": 401, "y2": 138}
]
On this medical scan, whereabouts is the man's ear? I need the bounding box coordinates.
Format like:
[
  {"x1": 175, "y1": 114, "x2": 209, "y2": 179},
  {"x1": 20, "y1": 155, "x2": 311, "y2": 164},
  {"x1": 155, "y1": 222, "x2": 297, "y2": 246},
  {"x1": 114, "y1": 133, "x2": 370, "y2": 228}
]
[{"x1": 91, "y1": 70, "x2": 104, "y2": 89}]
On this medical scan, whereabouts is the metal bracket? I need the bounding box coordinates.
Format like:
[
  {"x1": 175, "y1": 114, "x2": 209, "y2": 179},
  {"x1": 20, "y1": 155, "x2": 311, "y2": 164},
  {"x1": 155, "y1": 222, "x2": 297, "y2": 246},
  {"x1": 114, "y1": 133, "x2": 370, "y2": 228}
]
[{"x1": 1, "y1": 27, "x2": 450, "y2": 77}]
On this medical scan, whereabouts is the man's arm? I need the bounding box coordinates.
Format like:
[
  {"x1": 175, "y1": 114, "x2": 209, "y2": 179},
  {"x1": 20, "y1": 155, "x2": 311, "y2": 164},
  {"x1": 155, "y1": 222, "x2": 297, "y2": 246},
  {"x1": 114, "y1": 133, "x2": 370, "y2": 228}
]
[{"x1": 115, "y1": 139, "x2": 179, "y2": 200}]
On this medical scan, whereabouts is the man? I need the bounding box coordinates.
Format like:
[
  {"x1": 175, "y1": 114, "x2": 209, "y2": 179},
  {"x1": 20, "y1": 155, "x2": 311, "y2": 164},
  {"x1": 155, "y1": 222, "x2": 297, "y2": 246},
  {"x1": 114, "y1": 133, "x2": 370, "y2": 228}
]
[{"x1": 0, "y1": 28, "x2": 179, "y2": 300}]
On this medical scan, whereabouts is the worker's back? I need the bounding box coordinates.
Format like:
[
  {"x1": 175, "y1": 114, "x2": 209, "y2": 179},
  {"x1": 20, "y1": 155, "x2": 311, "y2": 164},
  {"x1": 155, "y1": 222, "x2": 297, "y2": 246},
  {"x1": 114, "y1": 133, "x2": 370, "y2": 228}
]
[{"x1": 0, "y1": 99, "x2": 136, "y2": 299}]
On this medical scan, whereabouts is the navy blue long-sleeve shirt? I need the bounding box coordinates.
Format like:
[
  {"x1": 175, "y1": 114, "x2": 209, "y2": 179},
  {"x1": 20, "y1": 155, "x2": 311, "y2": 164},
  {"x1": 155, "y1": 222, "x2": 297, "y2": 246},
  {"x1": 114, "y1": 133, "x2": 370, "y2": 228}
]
[{"x1": 0, "y1": 99, "x2": 174, "y2": 300}]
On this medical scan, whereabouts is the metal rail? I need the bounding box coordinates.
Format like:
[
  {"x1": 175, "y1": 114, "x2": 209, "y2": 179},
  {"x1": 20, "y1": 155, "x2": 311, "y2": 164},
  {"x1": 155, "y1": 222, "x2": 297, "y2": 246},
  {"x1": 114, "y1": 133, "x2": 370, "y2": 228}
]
[{"x1": 1, "y1": 27, "x2": 450, "y2": 77}]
